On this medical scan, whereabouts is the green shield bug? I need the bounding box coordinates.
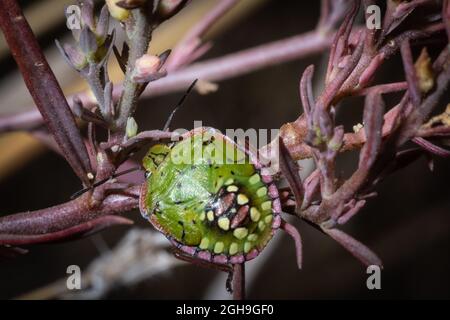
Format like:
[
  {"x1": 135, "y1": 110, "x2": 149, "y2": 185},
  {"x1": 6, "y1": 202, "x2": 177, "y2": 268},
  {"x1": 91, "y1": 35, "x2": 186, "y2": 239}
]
[{"x1": 139, "y1": 127, "x2": 282, "y2": 265}]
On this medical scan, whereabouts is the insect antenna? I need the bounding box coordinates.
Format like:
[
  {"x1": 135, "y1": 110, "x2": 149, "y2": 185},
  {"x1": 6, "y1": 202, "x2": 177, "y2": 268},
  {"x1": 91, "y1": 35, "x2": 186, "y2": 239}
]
[
  {"x1": 162, "y1": 79, "x2": 198, "y2": 131},
  {"x1": 70, "y1": 166, "x2": 142, "y2": 199}
]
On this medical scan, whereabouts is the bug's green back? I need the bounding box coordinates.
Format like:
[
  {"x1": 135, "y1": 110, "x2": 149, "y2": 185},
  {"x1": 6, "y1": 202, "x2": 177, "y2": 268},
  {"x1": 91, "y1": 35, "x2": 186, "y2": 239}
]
[{"x1": 143, "y1": 129, "x2": 275, "y2": 258}]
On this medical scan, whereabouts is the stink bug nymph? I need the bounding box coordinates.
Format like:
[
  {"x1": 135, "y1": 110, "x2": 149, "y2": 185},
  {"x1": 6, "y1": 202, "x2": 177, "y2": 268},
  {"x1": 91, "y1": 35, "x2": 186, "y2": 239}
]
[{"x1": 139, "y1": 127, "x2": 283, "y2": 265}]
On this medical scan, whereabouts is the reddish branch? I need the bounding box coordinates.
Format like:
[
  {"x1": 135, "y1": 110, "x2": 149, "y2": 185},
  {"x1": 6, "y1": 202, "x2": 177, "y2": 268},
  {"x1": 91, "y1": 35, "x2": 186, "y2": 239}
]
[
  {"x1": 166, "y1": 0, "x2": 239, "y2": 71},
  {"x1": 0, "y1": 186, "x2": 139, "y2": 245},
  {"x1": 0, "y1": 0, "x2": 93, "y2": 185},
  {"x1": 232, "y1": 263, "x2": 245, "y2": 300}
]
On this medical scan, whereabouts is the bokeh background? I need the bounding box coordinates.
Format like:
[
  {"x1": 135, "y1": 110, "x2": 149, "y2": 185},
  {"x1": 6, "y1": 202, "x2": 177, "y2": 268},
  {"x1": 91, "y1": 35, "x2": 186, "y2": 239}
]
[{"x1": 0, "y1": 0, "x2": 449, "y2": 299}]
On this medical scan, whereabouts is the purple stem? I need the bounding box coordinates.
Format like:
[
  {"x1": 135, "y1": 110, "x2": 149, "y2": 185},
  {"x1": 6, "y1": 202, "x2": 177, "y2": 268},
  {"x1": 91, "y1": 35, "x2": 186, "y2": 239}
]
[
  {"x1": 278, "y1": 138, "x2": 304, "y2": 211},
  {"x1": 0, "y1": 0, "x2": 93, "y2": 185},
  {"x1": 400, "y1": 39, "x2": 421, "y2": 108},
  {"x1": 322, "y1": 227, "x2": 382, "y2": 267},
  {"x1": 232, "y1": 263, "x2": 245, "y2": 300},
  {"x1": 412, "y1": 137, "x2": 450, "y2": 158},
  {"x1": 281, "y1": 219, "x2": 303, "y2": 269},
  {"x1": 299, "y1": 65, "x2": 315, "y2": 119},
  {"x1": 444, "y1": 0, "x2": 450, "y2": 43},
  {"x1": 358, "y1": 91, "x2": 385, "y2": 170},
  {"x1": 352, "y1": 81, "x2": 408, "y2": 97},
  {"x1": 166, "y1": 0, "x2": 239, "y2": 71},
  {"x1": 0, "y1": 186, "x2": 140, "y2": 246}
]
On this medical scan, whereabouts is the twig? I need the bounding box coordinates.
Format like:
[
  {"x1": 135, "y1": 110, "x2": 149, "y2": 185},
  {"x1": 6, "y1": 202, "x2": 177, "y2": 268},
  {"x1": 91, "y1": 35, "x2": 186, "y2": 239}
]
[
  {"x1": 0, "y1": 186, "x2": 140, "y2": 245},
  {"x1": 115, "y1": 8, "x2": 153, "y2": 131},
  {"x1": 166, "y1": 0, "x2": 239, "y2": 71},
  {"x1": 0, "y1": 0, "x2": 93, "y2": 185},
  {"x1": 352, "y1": 81, "x2": 408, "y2": 97},
  {"x1": 278, "y1": 138, "x2": 304, "y2": 211},
  {"x1": 321, "y1": 227, "x2": 383, "y2": 267},
  {"x1": 412, "y1": 137, "x2": 450, "y2": 158},
  {"x1": 232, "y1": 263, "x2": 245, "y2": 300},
  {"x1": 400, "y1": 39, "x2": 421, "y2": 108}
]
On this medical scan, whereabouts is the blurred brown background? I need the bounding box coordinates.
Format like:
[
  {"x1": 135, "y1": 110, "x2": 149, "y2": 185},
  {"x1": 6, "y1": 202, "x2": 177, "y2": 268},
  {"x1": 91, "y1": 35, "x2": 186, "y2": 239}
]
[{"x1": 0, "y1": 0, "x2": 449, "y2": 299}]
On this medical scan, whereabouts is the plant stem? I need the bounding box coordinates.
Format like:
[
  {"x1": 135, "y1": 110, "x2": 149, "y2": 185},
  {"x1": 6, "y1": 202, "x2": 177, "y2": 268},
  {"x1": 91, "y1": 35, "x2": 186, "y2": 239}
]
[
  {"x1": 115, "y1": 9, "x2": 152, "y2": 131},
  {"x1": 0, "y1": 186, "x2": 139, "y2": 245},
  {"x1": 0, "y1": 0, "x2": 93, "y2": 185},
  {"x1": 86, "y1": 65, "x2": 106, "y2": 114},
  {"x1": 232, "y1": 263, "x2": 245, "y2": 300},
  {"x1": 166, "y1": 0, "x2": 239, "y2": 71}
]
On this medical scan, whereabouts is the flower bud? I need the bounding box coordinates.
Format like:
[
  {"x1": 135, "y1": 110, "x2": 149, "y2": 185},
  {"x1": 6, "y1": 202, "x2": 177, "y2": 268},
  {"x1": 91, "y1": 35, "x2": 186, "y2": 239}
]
[
  {"x1": 106, "y1": 0, "x2": 131, "y2": 21},
  {"x1": 134, "y1": 54, "x2": 162, "y2": 78},
  {"x1": 126, "y1": 117, "x2": 139, "y2": 138}
]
